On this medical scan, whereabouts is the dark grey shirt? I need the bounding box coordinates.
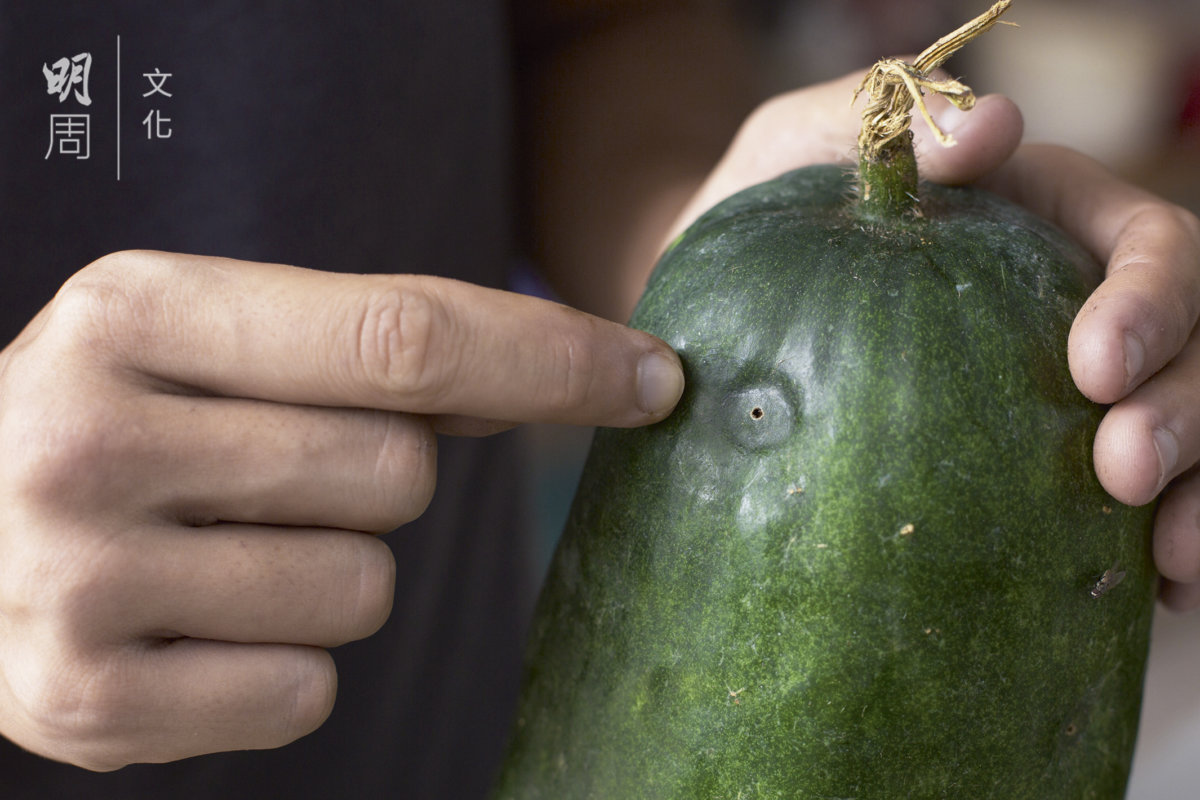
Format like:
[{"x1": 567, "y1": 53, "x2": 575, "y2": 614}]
[{"x1": 0, "y1": 2, "x2": 534, "y2": 797}]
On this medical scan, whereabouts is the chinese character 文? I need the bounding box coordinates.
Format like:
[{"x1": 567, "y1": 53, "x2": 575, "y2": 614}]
[
  {"x1": 142, "y1": 68, "x2": 173, "y2": 98},
  {"x1": 43, "y1": 52, "x2": 92, "y2": 106},
  {"x1": 45, "y1": 114, "x2": 90, "y2": 159}
]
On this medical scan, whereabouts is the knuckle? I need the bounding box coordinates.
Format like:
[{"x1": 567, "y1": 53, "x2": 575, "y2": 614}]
[
  {"x1": 739, "y1": 84, "x2": 827, "y2": 149},
  {"x1": 1110, "y1": 204, "x2": 1200, "y2": 343},
  {"x1": 354, "y1": 286, "x2": 450, "y2": 401},
  {"x1": 1167, "y1": 202, "x2": 1200, "y2": 245},
  {"x1": 2, "y1": 544, "x2": 127, "y2": 660},
  {"x1": 544, "y1": 326, "x2": 598, "y2": 414},
  {"x1": 44, "y1": 274, "x2": 124, "y2": 353},
  {"x1": 0, "y1": 394, "x2": 136, "y2": 511},
  {"x1": 746, "y1": 91, "x2": 790, "y2": 129},
  {"x1": 11, "y1": 651, "x2": 134, "y2": 770},
  {"x1": 46, "y1": 251, "x2": 158, "y2": 351},
  {"x1": 0, "y1": 254, "x2": 168, "y2": 511},
  {"x1": 737, "y1": 94, "x2": 787, "y2": 145},
  {"x1": 1123, "y1": 202, "x2": 1200, "y2": 259}
]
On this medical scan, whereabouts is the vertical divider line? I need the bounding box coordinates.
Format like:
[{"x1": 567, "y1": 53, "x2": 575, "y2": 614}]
[{"x1": 116, "y1": 34, "x2": 121, "y2": 181}]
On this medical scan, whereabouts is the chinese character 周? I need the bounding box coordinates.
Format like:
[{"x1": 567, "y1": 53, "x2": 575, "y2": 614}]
[{"x1": 45, "y1": 114, "x2": 90, "y2": 159}]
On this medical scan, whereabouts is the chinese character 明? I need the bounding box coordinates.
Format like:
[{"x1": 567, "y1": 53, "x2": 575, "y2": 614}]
[
  {"x1": 142, "y1": 68, "x2": 173, "y2": 98},
  {"x1": 45, "y1": 114, "x2": 90, "y2": 159},
  {"x1": 142, "y1": 109, "x2": 172, "y2": 139},
  {"x1": 43, "y1": 52, "x2": 92, "y2": 106}
]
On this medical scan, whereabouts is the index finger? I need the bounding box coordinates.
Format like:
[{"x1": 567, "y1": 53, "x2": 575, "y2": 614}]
[{"x1": 58, "y1": 251, "x2": 685, "y2": 427}]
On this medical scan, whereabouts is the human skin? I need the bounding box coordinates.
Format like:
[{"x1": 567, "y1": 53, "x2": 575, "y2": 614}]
[
  {"x1": 1, "y1": 2, "x2": 1199, "y2": 775},
  {"x1": 643, "y1": 74, "x2": 1200, "y2": 612},
  {"x1": 532, "y1": 11, "x2": 1200, "y2": 614},
  {"x1": 0, "y1": 258, "x2": 687, "y2": 770}
]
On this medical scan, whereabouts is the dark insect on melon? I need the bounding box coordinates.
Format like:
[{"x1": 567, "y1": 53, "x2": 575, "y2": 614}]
[{"x1": 493, "y1": 2, "x2": 1156, "y2": 797}]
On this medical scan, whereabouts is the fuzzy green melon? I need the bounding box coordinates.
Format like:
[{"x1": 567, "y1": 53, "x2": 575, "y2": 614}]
[{"x1": 492, "y1": 6, "x2": 1156, "y2": 798}]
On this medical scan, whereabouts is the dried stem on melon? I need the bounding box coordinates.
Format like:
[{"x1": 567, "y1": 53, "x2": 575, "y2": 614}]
[{"x1": 854, "y1": 0, "x2": 1015, "y2": 218}]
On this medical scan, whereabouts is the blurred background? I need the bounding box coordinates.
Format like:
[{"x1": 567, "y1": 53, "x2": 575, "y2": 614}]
[{"x1": 520, "y1": 0, "x2": 1200, "y2": 795}]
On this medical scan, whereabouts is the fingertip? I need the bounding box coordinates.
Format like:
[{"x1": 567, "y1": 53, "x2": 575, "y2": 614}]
[
  {"x1": 1093, "y1": 408, "x2": 1164, "y2": 507},
  {"x1": 283, "y1": 646, "x2": 339, "y2": 744},
  {"x1": 1067, "y1": 304, "x2": 1131, "y2": 404},
  {"x1": 635, "y1": 349, "x2": 685, "y2": 421},
  {"x1": 914, "y1": 94, "x2": 1023, "y2": 185},
  {"x1": 1159, "y1": 578, "x2": 1200, "y2": 612},
  {"x1": 1153, "y1": 475, "x2": 1200, "y2": 584}
]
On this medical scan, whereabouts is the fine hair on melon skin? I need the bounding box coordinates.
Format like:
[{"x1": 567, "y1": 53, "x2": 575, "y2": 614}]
[{"x1": 492, "y1": 3, "x2": 1157, "y2": 798}]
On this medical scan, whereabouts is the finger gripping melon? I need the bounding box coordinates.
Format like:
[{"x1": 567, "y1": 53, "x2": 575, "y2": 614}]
[{"x1": 492, "y1": 163, "x2": 1156, "y2": 798}]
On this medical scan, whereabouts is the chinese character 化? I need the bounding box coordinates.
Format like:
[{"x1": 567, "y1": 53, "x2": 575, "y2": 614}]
[
  {"x1": 142, "y1": 109, "x2": 172, "y2": 139},
  {"x1": 45, "y1": 114, "x2": 90, "y2": 159},
  {"x1": 43, "y1": 52, "x2": 92, "y2": 106}
]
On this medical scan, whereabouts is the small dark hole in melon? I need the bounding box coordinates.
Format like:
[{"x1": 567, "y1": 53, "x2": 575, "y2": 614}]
[
  {"x1": 750, "y1": 407, "x2": 765, "y2": 420},
  {"x1": 1064, "y1": 723, "x2": 1078, "y2": 737}
]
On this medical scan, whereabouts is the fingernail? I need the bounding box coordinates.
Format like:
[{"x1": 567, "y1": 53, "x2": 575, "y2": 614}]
[
  {"x1": 1123, "y1": 331, "x2": 1145, "y2": 387},
  {"x1": 637, "y1": 352, "x2": 684, "y2": 415},
  {"x1": 1153, "y1": 426, "x2": 1179, "y2": 491}
]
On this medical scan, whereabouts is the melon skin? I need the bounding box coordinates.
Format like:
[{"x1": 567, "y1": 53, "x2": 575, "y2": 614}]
[{"x1": 493, "y1": 165, "x2": 1156, "y2": 799}]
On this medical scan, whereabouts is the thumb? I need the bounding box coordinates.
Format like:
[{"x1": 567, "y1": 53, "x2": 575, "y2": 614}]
[
  {"x1": 665, "y1": 72, "x2": 1024, "y2": 247},
  {"x1": 912, "y1": 92, "x2": 1024, "y2": 185}
]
